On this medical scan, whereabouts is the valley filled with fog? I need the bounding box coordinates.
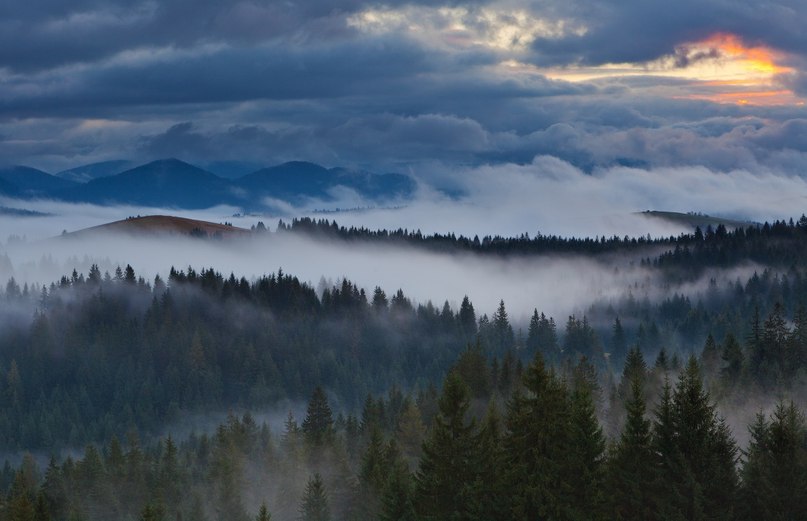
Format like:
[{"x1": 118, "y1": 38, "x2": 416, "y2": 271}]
[{"x1": 5, "y1": 0, "x2": 807, "y2": 516}]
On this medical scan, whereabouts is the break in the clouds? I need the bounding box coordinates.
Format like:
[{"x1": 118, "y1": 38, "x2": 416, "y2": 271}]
[{"x1": 2, "y1": 0, "x2": 807, "y2": 179}]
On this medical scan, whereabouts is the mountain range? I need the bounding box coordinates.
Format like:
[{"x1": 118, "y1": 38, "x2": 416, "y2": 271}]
[{"x1": 0, "y1": 158, "x2": 416, "y2": 210}]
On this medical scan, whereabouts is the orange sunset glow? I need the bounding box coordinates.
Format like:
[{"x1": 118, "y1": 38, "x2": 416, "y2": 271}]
[
  {"x1": 543, "y1": 32, "x2": 801, "y2": 106},
  {"x1": 676, "y1": 32, "x2": 797, "y2": 105},
  {"x1": 700, "y1": 33, "x2": 791, "y2": 75}
]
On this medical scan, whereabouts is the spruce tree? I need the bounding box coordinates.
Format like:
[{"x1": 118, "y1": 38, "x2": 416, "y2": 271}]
[
  {"x1": 503, "y1": 353, "x2": 570, "y2": 521},
  {"x1": 739, "y1": 401, "x2": 807, "y2": 520},
  {"x1": 467, "y1": 402, "x2": 507, "y2": 521},
  {"x1": 567, "y1": 370, "x2": 606, "y2": 521},
  {"x1": 256, "y1": 503, "x2": 271, "y2": 521},
  {"x1": 459, "y1": 296, "x2": 477, "y2": 339},
  {"x1": 302, "y1": 386, "x2": 335, "y2": 448},
  {"x1": 608, "y1": 377, "x2": 656, "y2": 521},
  {"x1": 653, "y1": 358, "x2": 738, "y2": 521},
  {"x1": 299, "y1": 473, "x2": 330, "y2": 521},
  {"x1": 492, "y1": 300, "x2": 515, "y2": 354},
  {"x1": 414, "y1": 372, "x2": 475, "y2": 521},
  {"x1": 700, "y1": 333, "x2": 720, "y2": 381},
  {"x1": 720, "y1": 333, "x2": 743, "y2": 385},
  {"x1": 611, "y1": 317, "x2": 628, "y2": 365}
]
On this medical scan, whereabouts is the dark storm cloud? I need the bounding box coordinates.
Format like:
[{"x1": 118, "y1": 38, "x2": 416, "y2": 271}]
[
  {"x1": 0, "y1": 0, "x2": 494, "y2": 72},
  {"x1": 0, "y1": 0, "x2": 357, "y2": 72},
  {"x1": 2, "y1": 0, "x2": 807, "y2": 176},
  {"x1": 0, "y1": 38, "x2": 440, "y2": 116},
  {"x1": 124, "y1": 97, "x2": 807, "y2": 176}
]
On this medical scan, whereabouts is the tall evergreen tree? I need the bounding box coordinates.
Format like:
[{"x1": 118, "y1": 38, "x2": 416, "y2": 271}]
[
  {"x1": 302, "y1": 387, "x2": 335, "y2": 448},
  {"x1": 492, "y1": 300, "x2": 515, "y2": 354},
  {"x1": 739, "y1": 401, "x2": 807, "y2": 521},
  {"x1": 414, "y1": 373, "x2": 475, "y2": 521},
  {"x1": 700, "y1": 333, "x2": 720, "y2": 382},
  {"x1": 504, "y1": 354, "x2": 570, "y2": 521},
  {"x1": 608, "y1": 377, "x2": 656, "y2": 521},
  {"x1": 256, "y1": 503, "x2": 271, "y2": 521},
  {"x1": 467, "y1": 402, "x2": 507, "y2": 521},
  {"x1": 567, "y1": 369, "x2": 606, "y2": 520},
  {"x1": 611, "y1": 317, "x2": 628, "y2": 365},
  {"x1": 459, "y1": 296, "x2": 477, "y2": 339},
  {"x1": 720, "y1": 333, "x2": 743, "y2": 385},
  {"x1": 299, "y1": 474, "x2": 330, "y2": 521},
  {"x1": 653, "y1": 358, "x2": 738, "y2": 521}
]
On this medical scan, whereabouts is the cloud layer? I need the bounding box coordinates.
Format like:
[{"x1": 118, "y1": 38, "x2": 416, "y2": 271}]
[{"x1": 1, "y1": 0, "x2": 806, "y2": 179}]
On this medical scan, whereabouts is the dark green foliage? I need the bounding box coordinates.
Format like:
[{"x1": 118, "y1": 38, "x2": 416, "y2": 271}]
[
  {"x1": 256, "y1": 503, "x2": 271, "y2": 521},
  {"x1": 611, "y1": 317, "x2": 628, "y2": 366},
  {"x1": 490, "y1": 300, "x2": 515, "y2": 354},
  {"x1": 701, "y1": 333, "x2": 720, "y2": 380},
  {"x1": 503, "y1": 354, "x2": 570, "y2": 520},
  {"x1": 139, "y1": 503, "x2": 164, "y2": 521},
  {"x1": 380, "y1": 460, "x2": 416, "y2": 521},
  {"x1": 739, "y1": 402, "x2": 807, "y2": 520},
  {"x1": 564, "y1": 315, "x2": 603, "y2": 364},
  {"x1": 302, "y1": 387, "x2": 335, "y2": 448},
  {"x1": 720, "y1": 333, "x2": 744, "y2": 385},
  {"x1": 458, "y1": 296, "x2": 477, "y2": 340},
  {"x1": 652, "y1": 358, "x2": 738, "y2": 521},
  {"x1": 299, "y1": 473, "x2": 330, "y2": 521},
  {"x1": 450, "y1": 344, "x2": 490, "y2": 399},
  {"x1": 526, "y1": 310, "x2": 560, "y2": 365},
  {"x1": 608, "y1": 377, "x2": 656, "y2": 521},
  {"x1": 567, "y1": 368, "x2": 607, "y2": 520},
  {"x1": 414, "y1": 373, "x2": 476, "y2": 521},
  {"x1": 7, "y1": 219, "x2": 807, "y2": 521}
]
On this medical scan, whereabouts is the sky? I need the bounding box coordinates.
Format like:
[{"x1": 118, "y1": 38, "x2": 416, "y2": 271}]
[{"x1": 2, "y1": 0, "x2": 807, "y2": 179}]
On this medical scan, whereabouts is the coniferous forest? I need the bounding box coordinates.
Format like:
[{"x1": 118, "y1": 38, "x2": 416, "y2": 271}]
[{"x1": 3, "y1": 219, "x2": 807, "y2": 520}]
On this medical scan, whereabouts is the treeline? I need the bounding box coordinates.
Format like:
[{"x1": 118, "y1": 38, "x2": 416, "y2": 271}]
[
  {"x1": 5, "y1": 259, "x2": 807, "y2": 449},
  {"x1": 1, "y1": 348, "x2": 806, "y2": 521},
  {"x1": 277, "y1": 216, "x2": 807, "y2": 272},
  {"x1": 0, "y1": 263, "x2": 522, "y2": 449}
]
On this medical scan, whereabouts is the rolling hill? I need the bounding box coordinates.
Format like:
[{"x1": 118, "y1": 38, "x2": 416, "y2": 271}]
[
  {"x1": 62, "y1": 215, "x2": 250, "y2": 239},
  {"x1": 639, "y1": 211, "x2": 753, "y2": 231}
]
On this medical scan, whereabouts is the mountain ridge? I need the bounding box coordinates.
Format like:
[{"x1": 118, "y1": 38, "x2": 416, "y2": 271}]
[{"x1": 4, "y1": 158, "x2": 415, "y2": 209}]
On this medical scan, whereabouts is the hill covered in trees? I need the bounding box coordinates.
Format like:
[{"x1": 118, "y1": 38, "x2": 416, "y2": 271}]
[{"x1": 3, "y1": 215, "x2": 807, "y2": 519}]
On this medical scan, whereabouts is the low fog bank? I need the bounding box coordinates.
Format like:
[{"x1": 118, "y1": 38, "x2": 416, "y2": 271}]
[
  {"x1": 4, "y1": 156, "x2": 807, "y2": 242},
  {"x1": 0, "y1": 229, "x2": 760, "y2": 329},
  {"x1": 316, "y1": 158, "x2": 807, "y2": 238}
]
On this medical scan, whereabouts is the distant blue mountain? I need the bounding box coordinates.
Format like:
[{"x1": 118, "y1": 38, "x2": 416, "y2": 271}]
[
  {"x1": 3, "y1": 158, "x2": 416, "y2": 210},
  {"x1": 58, "y1": 159, "x2": 235, "y2": 209},
  {"x1": 237, "y1": 161, "x2": 415, "y2": 203},
  {"x1": 56, "y1": 160, "x2": 133, "y2": 183},
  {"x1": 204, "y1": 160, "x2": 264, "y2": 179},
  {"x1": 0, "y1": 177, "x2": 20, "y2": 197},
  {"x1": 0, "y1": 166, "x2": 77, "y2": 195}
]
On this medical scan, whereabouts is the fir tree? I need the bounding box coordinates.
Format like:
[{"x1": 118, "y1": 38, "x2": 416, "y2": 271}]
[
  {"x1": 256, "y1": 503, "x2": 271, "y2": 521},
  {"x1": 608, "y1": 377, "x2": 656, "y2": 521},
  {"x1": 504, "y1": 353, "x2": 570, "y2": 521},
  {"x1": 414, "y1": 372, "x2": 475, "y2": 520},
  {"x1": 299, "y1": 474, "x2": 330, "y2": 521},
  {"x1": 739, "y1": 401, "x2": 807, "y2": 520},
  {"x1": 720, "y1": 332, "x2": 744, "y2": 385},
  {"x1": 302, "y1": 386, "x2": 335, "y2": 448}
]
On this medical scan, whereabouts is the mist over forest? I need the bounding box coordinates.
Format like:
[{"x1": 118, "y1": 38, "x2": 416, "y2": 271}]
[
  {"x1": 2, "y1": 205, "x2": 807, "y2": 520},
  {"x1": 7, "y1": 0, "x2": 807, "y2": 518}
]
